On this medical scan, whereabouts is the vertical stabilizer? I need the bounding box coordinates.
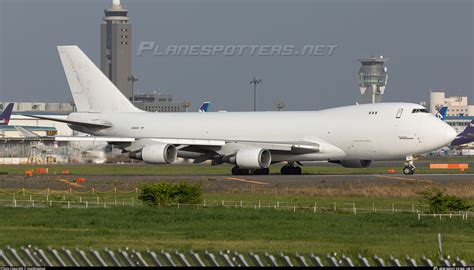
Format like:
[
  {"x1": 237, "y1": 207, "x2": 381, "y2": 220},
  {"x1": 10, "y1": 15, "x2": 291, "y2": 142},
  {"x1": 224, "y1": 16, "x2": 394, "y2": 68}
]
[
  {"x1": 57, "y1": 46, "x2": 140, "y2": 113},
  {"x1": 199, "y1": 102, "x2": 211, "y2": 112},
  {"x1": 1, "y1": 103, "x2": 14, "y2": 125},
  {"x1": 435, "y1": 106, "x2": 448, "y2": 121}
]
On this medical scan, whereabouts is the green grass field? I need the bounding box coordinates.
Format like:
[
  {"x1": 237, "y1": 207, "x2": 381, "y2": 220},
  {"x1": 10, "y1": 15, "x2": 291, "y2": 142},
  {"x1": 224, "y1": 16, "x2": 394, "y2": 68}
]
[
  {"x1": 0, "y1": 206, "x2": 472, "y2": 260},
  {"x1": 0, "y1": 191, "x2": 473, "y2": 260},
  {"x1": 1, "y1": 161, "x2": 473, "y2": 261},
  {"x1": 0, "y1": 190, "x2": 448, "y2": 212}
]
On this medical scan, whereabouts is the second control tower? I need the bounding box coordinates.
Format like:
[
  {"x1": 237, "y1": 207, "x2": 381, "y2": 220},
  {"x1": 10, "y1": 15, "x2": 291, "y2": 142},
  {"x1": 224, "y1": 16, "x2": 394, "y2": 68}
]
[
  {"x1": 357, "y1": 56, "x2": 389, "y2": 104},
  {"x1": 100, "y1": 0, "x2": 132, "y2": 99}
]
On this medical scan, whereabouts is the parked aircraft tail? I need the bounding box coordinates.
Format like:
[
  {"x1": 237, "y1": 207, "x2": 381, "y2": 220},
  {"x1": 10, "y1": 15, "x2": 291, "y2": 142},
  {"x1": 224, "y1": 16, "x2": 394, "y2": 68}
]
[
  {"x1": 1, "y1": 103, "x2": 14, "y2": 125},
  {"x1": 450, "y1": 120, "x2": 474, "y2": 146},
  {"x1": 435, "y1": 106, "x2": 447, "y2": 121},
  {"x1": 199, "y1": 102, "x2": 211, "y2": 112}
]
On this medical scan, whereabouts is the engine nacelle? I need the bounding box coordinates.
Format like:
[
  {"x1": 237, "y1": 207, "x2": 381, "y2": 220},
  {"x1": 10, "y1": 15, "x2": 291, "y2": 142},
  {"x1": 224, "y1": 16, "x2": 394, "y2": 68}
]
[
  {"x1": 330, "y1": 160, "x2": 372, "y2": 168},
  {"x1": 233, "y1": 148, "x2": 271, "y2": 169},
  {"x1": 129, "y1": 143, "x2": 177, "y2": 164}
]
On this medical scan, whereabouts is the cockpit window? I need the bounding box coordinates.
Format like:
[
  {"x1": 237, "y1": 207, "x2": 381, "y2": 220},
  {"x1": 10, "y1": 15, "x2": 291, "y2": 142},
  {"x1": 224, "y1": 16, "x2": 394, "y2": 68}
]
[{"x1": 412, "y1": 108, "x2": 428, "y2": 113}]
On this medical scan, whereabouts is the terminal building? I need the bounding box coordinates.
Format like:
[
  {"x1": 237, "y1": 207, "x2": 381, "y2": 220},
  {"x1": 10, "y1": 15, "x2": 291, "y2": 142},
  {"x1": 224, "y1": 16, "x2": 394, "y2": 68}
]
[
  {"x1": 0, "y1": 102, "x2": 73, "y2": 113},
  {"x1": 0, "y1": 103, "x2": 105, "y2": 164},
  {"x1": 0, "y1": 102, "x2": 73, "y2": 138},
  {"x1": 429, "y1": 91, "x2": 474, "y2": 133},
  {"x1": 131, "y1": 93, "x2": 186, "y2": 112}
]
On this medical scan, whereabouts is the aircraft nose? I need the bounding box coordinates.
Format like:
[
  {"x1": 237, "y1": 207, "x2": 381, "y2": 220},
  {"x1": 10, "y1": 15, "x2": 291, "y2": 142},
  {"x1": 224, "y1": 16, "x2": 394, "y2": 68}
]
[{"x1": 444, "y1": 125, "x2": 457, "y2": 143}]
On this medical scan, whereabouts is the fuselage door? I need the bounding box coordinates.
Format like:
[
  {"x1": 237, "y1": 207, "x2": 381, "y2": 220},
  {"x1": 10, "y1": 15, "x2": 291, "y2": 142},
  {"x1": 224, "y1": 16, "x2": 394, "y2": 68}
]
[{"x1": 396, "y1": 108, "x2": 403, "y2": 119}]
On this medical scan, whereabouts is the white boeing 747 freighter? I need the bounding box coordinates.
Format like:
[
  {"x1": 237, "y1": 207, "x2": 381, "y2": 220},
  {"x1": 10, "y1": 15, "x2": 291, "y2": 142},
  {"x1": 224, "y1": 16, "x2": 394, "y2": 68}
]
[{"x1": 28, "y1": 46, "x2": 457, "y2": 175}]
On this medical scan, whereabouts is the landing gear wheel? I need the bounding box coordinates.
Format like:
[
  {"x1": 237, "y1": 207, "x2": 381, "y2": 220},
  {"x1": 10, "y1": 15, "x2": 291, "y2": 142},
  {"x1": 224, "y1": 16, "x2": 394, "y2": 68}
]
[
  {"x1": 295, "y1": 166, "x2": 302, "y2": 175},
  {"x1": 232, "y1": 166, "x2": 251, "y2": 175},
  {"x1": 280, "y1": 164, "x2": 302, "y2": 175},
  {"x1": 231, "y1": 166, "x2": 240, "y2": 175},
  {"x1": 403, "y1": 155, "x2": 416, "y2": 175},
  {"x1": 232, "y1": 166, "x2": 269, "y2": 175},
  {"x1": 403, "y1": 166, "x2": 415, "y2": 175},
  {"x1": 254, "y1": 168, "x2": 270, "y2": 175}
]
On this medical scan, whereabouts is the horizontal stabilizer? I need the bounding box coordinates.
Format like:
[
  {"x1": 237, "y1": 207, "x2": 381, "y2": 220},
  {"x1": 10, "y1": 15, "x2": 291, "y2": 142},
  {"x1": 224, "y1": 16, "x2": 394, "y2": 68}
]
[
  {"x1": 55, "y1": 136, "x2": 135, "y2": 142},
  {"x1": 22, "y1": 114, "x2": 112, "y2": 129}
]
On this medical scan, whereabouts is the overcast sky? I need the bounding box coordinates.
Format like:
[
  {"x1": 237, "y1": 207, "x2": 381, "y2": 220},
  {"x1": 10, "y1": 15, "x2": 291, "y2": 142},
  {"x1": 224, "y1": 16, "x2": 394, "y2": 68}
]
[{"x1": 0, "y1": 0, "x2": 472, "y2": 111}]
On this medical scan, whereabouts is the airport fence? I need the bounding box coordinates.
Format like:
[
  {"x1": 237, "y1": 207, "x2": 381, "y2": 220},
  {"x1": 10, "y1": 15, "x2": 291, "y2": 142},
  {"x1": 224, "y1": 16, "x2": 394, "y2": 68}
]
[
  {"x1": 0, "y1": 246, "x2": 471, "y2": 267},
  {"x1": 0, "y1": 188, "x2": 473, "y2": 219}
]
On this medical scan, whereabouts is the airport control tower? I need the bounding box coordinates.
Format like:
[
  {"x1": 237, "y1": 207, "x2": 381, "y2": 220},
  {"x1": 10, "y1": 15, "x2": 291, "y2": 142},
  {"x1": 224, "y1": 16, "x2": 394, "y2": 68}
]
[
  {"x1": 357, "y1": 56, "x2": 389, "y2": 104},
  {"x1": 100, "y1": 0, "x2": 132, "y2": 98}
]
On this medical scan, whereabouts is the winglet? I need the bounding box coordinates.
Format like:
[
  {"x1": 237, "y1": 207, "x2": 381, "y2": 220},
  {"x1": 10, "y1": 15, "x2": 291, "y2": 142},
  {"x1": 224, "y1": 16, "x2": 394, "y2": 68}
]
[{"x1": 1, "y1": 103, "x2": 14, "y2": 125}]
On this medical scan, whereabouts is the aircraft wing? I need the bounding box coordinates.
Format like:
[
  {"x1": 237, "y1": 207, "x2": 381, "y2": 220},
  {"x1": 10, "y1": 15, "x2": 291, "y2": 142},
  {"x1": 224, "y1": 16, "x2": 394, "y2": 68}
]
[
  {"x1": 52, "y1": 135, "x2": 345, "y2": 165},
  {"x1": 124, "y1": 138, "x2": 225, "y2": 152},
  {"x1": 54, "y1": 135, "x2": 328, "y2": 154},
  {"x1": 125, "y1": 137, "x2": 339, "y2": 155},
  {"x1": 15, "y1": 126, "x2": 41, "y2": 138},
  {"x1": 223, "y1": 140, "x2": 320, "y2": 154}
]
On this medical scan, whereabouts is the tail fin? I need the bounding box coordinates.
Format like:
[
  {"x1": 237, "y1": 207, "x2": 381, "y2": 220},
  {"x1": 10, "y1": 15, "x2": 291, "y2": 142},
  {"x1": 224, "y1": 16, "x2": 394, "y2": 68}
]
[
  {"x1": 450, "y1": 120, "x2": 474, "y2": 146},
  {"x1": 435, "y1": 106, "x2": 448, "y2": 121},
  {"x1": 57, "y1": 46, "x2": 140, "y2": 113},
  {"x1": 1, "y1": 103, "x2": 14, "y2": 125},
  {"x1": 199, "y1": 101, "x2": 211, "y2": 112}
]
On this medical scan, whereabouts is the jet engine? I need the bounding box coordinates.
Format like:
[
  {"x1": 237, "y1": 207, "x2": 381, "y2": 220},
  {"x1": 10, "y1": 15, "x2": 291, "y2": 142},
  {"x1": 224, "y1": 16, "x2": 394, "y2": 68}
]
[
  {"x1": 330, "y1": 160, "x2": 372, "y2": 168},
  {"x1": 129, "y1": 143, "x2": 177, "y2": 164},
  {"x1": 228, "y1": 148, "x2": 272, "y2": 169}
]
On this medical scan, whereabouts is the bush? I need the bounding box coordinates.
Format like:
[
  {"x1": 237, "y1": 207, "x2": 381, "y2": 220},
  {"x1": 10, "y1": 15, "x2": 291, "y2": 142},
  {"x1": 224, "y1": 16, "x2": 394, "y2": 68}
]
[
  {"x1": 138, "y1": 181, "x2": 202, "y2": 207},
  {"x1": 418, "y1": 188, "x2": 471, "y2": 213}
]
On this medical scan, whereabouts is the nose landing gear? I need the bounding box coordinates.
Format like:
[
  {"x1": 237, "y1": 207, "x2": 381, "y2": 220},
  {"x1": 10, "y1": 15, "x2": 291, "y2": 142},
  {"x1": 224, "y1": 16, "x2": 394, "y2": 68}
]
[{"x1": 403, "y1": 155, "x2": 416, "y2": 175}]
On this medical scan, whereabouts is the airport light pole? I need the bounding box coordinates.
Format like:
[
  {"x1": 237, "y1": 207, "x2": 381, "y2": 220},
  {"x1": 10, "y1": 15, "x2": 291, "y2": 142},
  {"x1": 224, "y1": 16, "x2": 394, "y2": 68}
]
[
  {"x1": 181, "y1": 101, "x2": 191, "y2": 112},
  {"x1": 275, "y1": 101, "x2": 285, "y2": 111},
  {"x1": 250, "y1": 77, "x2": 262, "y2": 111},
  {"x1": 128, "y1": 74, "x2": 139, "y2": 105}
]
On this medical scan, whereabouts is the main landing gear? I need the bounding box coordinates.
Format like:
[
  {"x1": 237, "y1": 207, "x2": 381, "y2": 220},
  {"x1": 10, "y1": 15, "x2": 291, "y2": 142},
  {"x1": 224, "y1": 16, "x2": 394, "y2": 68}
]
[
  {"x1": 403, "y1": 155, "x2": 416, "y2": 175},
  {"x1": 280, "y1": 162, "x2": 302, "y2": 175},
  {"x1": 231, "y1": 166, "x2": 270, "y2": 175},
  {"x1": 230, "y1": 162, "x2": 303, "y2": 176}
]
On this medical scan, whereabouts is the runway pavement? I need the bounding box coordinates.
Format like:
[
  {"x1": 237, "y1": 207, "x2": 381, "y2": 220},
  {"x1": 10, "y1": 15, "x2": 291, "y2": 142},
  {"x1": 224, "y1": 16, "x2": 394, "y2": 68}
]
[
  {"x1": 207, "y1": 173, "x2": 474, "y2": 186},
  {"x1": 1, "y1": 172, "x2": 473, "y2": 192}
]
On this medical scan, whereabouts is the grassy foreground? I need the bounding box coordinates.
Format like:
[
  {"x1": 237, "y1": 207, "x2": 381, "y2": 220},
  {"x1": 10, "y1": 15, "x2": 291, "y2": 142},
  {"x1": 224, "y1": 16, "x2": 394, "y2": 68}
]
[{"x1": 0, "y1": 205, "x2": 473, "y2": 259}]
